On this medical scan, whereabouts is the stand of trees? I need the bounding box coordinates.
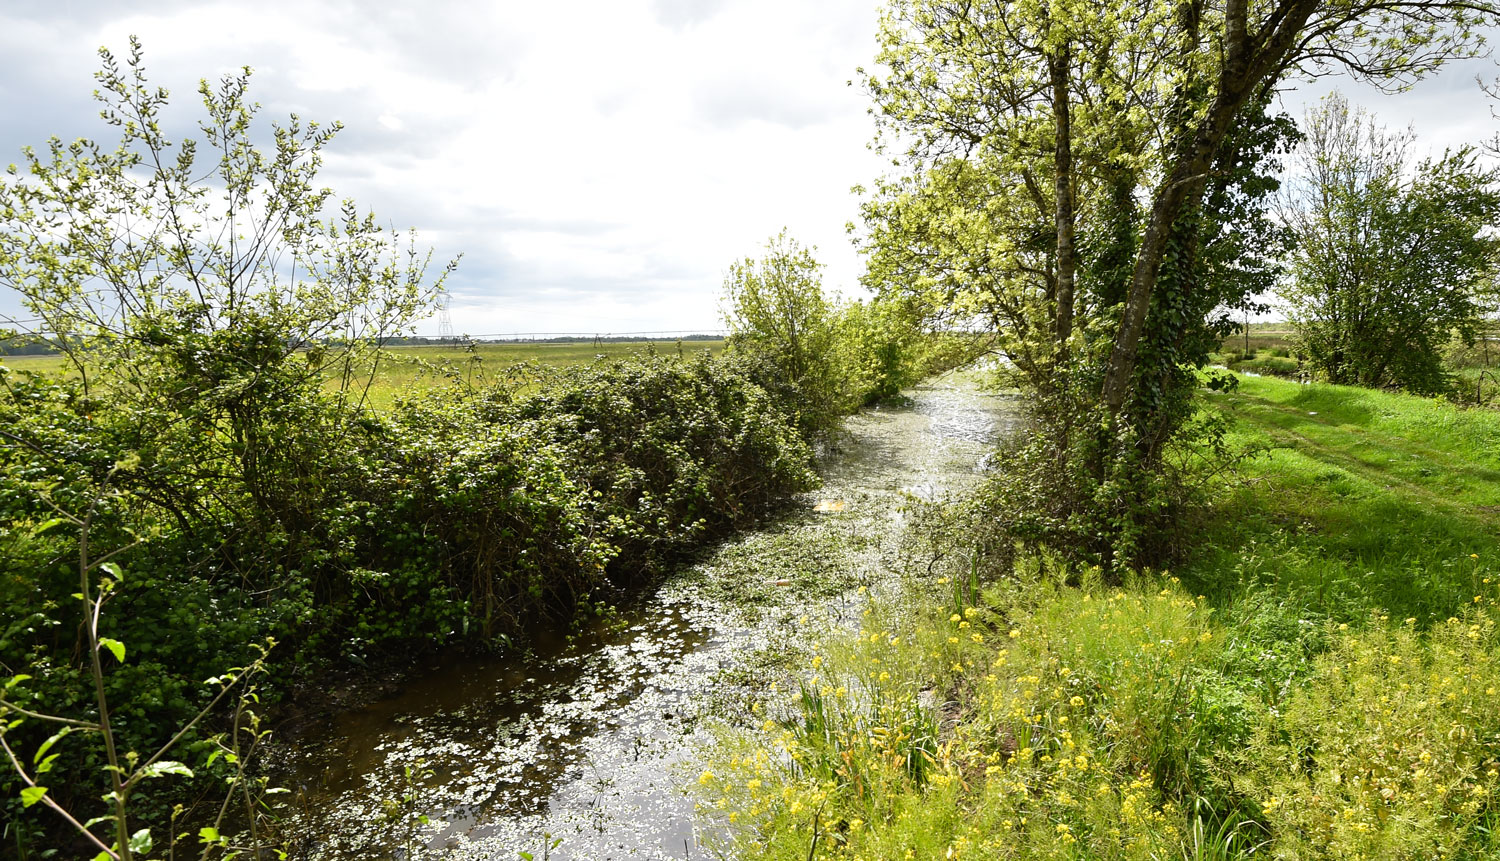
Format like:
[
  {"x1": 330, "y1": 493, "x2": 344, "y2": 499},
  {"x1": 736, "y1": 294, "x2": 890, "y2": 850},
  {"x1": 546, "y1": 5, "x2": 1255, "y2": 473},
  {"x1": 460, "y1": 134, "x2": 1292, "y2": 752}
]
[
  {"x1": 1279, "y1": 93, "x2": 1500, "y2": 395},
  {"x1": 856, "y1": 0, "x2": 1499, "y2": 566}
]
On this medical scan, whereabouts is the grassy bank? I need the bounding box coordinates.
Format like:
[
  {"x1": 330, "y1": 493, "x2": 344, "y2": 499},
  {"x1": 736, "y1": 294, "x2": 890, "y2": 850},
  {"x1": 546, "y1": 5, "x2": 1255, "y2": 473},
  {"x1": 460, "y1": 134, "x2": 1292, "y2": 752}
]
[
  {"x1": 1190, "y1": 375, "x2": 1500, "y2": 620},
  {"x1": 699, "y1": 374, "x2": 1500, "y2": 859}
]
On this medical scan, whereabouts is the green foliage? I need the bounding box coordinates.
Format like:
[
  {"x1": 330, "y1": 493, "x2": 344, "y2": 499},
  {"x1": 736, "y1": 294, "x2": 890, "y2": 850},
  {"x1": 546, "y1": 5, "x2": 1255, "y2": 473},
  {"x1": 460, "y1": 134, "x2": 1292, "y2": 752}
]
[
  {"x1": 0, "y1": 43, "x2": 836, "y2": 853},
  {"x1": 721, "y1": 232, "x2": 934, "y2": 436},
  {"x1": 857, "y1": 0, "x2": 1311, "y2": 567},
  {"x1": 856, "y1": 0, "x2": 1499, "y2": 567},
  {"x1": 511, "y1": 354, "x2": 818, "y2": 571},
  {"x1": 0, "y1": 348, "x2": 825, "y2": 850},
  {"x1": 700, "y1": 568, "x2": 1247, "y2": 860},
  {"x1": 1281, "y1": 93, "x2": 1500, "y2": 395},
  {"x1": 721, "y1": 231, "x2": 855, "y2": 434},
  {"x1": 1233, "y1": 610, "x2": 1500, "y2": 859}
]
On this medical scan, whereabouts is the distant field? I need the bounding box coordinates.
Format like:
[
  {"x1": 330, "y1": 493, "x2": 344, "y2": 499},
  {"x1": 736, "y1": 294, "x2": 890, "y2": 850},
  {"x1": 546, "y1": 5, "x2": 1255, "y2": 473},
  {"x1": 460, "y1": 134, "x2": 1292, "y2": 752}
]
[
  {"x1": 0, "y1": 340, "x2": 726, "y2": 410},
  {"x1": 0, "y1": 354, "x2": 65, "y2": 374},
  {"x1": 363, "y1": 341, "x2": 724, "y2": 408}
]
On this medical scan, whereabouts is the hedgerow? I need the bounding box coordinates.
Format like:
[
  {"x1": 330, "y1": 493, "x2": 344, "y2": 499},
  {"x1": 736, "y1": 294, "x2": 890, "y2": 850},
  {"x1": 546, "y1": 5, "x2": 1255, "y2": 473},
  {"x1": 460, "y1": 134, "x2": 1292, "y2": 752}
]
[{"x1": 0, "y1": 350, "x2": 821, "y2": 849}]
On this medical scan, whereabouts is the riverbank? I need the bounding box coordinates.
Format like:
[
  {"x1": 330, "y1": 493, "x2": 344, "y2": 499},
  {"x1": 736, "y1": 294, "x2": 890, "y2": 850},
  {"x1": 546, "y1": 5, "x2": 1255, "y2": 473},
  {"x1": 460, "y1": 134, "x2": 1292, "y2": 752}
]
[
  {"x1": 699, "y1": 373, "x2": 1500, "y2": 859},
  {"x1": 268, "y1": 371, "x2": 1017, "y2": 858}
]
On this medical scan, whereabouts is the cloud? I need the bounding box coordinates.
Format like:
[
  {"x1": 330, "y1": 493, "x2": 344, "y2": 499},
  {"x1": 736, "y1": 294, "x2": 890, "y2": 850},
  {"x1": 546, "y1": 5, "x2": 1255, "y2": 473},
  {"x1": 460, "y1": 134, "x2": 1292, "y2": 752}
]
[
  {"x1": 1, "y1": 0, "x2": 887, "y2": 336},
  {"x1": 9, "y1": 1, "x2": 1488, "y2": 339},
  {"x1": 652, "y1": 0, "x2": 730, "y2": 30},
  {"x1": 1278, "y1": 54, "x2": 1499, "y2": 156}
]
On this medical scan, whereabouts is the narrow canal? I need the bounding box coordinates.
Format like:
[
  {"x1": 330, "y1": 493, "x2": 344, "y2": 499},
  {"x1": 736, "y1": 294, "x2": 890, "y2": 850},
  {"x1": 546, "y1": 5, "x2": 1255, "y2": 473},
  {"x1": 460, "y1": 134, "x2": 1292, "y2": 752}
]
[{"x1": 274, "y1": 372, "x2": 1017, "y2": 860}]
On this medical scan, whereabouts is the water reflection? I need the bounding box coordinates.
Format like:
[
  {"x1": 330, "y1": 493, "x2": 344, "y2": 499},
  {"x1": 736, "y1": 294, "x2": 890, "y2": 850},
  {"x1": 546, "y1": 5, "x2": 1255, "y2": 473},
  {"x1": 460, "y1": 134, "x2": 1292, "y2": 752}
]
[{"x1": 274, "y1": 374, "x2": 1018, "y2": 860}]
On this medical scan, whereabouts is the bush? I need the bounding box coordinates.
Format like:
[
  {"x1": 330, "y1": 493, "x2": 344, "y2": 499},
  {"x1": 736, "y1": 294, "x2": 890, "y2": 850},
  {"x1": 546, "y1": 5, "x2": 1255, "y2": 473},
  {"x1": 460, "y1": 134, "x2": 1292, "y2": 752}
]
[
  {"x1": 1230, "y1": 607, "x2": 1500, "y2": 859},
  {"x1": 1233, "y1": 355, "x2": 1300, "y2": 377},
  {"x1": 506, "y1": 354, "x2": 818, "y2": 574},
  {"x1": 721, "y1": 231, "x2": 936, "y2": 434},
  {"x1": 0, "y1": 352, "x2": 821, "y2": 850}
]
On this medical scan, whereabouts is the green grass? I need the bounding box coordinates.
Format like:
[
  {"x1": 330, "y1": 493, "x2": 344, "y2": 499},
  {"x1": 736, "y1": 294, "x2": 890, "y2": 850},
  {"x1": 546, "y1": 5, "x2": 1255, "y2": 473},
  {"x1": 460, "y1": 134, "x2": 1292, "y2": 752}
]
[
  {"x1": 0, "y1": 340, "x2": 725, "y2": 411},
  {"x1": 702, "y1": 373, "x2": 1500, "y2": 860},
  {"x1": 1188, "y1": 374, "x2": 1500, "y2": 622},
  {"x1": 0, "y1": 354, "x2": 65, "y2": 374},
  {"x1": 354, "y1": 341, "x2": 723, "y2": 408}
]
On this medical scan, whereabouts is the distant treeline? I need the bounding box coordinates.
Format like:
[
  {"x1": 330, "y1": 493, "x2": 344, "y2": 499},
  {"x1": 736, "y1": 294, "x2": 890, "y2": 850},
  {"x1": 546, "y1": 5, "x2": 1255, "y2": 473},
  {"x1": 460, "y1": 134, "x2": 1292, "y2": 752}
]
[{"x1": 0, "y1": 336, "x2": 62, "y2": 356}]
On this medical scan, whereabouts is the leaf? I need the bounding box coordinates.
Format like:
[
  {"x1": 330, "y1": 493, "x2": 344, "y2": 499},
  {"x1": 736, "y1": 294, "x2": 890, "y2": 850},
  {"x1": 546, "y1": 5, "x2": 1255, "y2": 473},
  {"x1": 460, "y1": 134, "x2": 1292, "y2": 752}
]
[
  {"x1": 31, "y1": 518, "x2": 65, "y2": 536},
  {"x1": 129, "y1": 828, "x2": 152, "y2": 855},
  {"x1": 198, "y1": 826, "x2": 221, "y2": 843},
  {"x1": 140, "y1": 760, "x2": 193, "y2": 779},
  {"x1": 20, "y1": 786, "x2": 47, "y2": 807},
  {"x1": 33, "y1": 727, "x2": 71, "y2": 766},
  {"x1": 98, "y1": 638, "x2": 125, "y2": 664},
  {"x1": 4, "y1": 673, "x2": 31, "y2": 690},
  {"x1": 99, "y1": 561, "x2": 124, "y2": 582}
]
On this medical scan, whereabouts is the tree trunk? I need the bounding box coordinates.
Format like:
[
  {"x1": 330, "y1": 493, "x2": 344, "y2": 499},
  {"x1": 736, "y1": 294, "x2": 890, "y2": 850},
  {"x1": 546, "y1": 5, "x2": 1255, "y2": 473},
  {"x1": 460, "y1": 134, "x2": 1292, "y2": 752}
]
[
  {"x1": 1050, "y1": 47, "x2": 1076, "y2": 358},
  {"x1": 1099, "y1": 0, "x2": 1321, "y2": 413}
]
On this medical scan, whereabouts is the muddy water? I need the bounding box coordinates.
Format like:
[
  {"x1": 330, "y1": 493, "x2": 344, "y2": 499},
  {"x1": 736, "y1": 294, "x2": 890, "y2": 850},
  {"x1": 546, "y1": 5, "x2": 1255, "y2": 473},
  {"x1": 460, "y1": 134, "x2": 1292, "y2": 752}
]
[{"x1": 273, "y1": 373, "x2": 1018, "y2": 860}]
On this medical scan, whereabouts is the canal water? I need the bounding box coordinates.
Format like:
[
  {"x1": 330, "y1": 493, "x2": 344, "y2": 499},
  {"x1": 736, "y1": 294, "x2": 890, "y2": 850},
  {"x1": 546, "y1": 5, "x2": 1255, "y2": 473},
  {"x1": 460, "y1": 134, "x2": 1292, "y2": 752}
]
[{"x1": 273, "y1": 373, "x2": 1018, "y2": 860}]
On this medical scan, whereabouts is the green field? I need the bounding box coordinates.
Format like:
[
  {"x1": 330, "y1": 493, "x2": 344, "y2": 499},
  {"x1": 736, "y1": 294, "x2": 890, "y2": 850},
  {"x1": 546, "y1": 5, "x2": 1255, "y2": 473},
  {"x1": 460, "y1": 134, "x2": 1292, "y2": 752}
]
[
  {"x1": 0, "y1": 340, "x2": 726, "y2": 409},
  {"x1": 354, "y1": 341, "x2": 724, "y2": 407}
]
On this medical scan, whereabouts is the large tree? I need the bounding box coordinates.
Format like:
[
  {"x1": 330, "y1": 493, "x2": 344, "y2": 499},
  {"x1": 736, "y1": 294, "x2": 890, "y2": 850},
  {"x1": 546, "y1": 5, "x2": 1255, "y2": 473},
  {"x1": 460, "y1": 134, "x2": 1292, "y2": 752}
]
[
  {"x1": 1281, "y1": 93, "x2": 1500, "y2": 394},
  {"x1": 859, "y1": 0, "x2": 1497, "y2": 563}
]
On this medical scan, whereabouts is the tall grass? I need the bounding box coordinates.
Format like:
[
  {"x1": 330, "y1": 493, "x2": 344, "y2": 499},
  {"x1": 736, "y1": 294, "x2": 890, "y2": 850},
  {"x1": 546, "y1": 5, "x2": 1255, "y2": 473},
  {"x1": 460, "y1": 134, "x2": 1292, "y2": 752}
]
[{"x1": 699, "y1": 374, "x2": 1500, "y2": 860}]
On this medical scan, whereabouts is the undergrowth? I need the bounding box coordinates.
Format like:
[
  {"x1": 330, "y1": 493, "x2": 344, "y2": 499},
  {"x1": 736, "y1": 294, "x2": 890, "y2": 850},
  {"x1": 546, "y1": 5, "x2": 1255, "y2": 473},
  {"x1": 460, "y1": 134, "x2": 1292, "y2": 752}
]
[{"x1": 697, "y1": 374, "x2": 1500, "y2": 860}]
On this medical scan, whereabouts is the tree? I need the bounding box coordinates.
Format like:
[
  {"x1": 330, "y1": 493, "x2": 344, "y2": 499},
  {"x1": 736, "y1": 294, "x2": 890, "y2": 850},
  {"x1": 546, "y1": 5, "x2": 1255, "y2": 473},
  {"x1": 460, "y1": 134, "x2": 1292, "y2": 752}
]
[
  {"x1": 858, "y1": 0, "x2": 1497, "y2": 565},
  {"x1": 721, "y1": 230, "x2": 852, "y2": 433},
  {"x1": 0, "y1": 38, "x2": 450, "y2": 551},
  {"x1": 1281, "y1": 93, "x2": 1500, "y2": 393},
  {"x1": 0, "y1": 40, "x2": 452, "y2": 854}
]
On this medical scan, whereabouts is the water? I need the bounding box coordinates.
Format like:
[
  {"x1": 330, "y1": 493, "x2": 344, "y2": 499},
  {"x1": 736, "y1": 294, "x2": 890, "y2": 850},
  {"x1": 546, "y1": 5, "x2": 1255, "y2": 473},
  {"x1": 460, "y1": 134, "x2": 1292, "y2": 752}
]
[{"x1": 271, "y1": 373, "x2": 1018, "y2": 860}]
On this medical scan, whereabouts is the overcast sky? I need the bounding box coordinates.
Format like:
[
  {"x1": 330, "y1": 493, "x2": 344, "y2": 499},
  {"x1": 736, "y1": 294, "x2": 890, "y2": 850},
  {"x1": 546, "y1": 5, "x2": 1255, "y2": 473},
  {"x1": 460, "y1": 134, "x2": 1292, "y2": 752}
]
[{"x1": 1, "y1": 1, "x2": 1496, "y2": 336}]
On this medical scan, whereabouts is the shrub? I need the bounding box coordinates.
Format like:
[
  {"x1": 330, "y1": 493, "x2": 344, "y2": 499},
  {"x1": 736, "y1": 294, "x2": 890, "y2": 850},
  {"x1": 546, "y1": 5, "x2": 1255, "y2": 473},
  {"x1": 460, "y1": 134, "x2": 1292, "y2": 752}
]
[
  {"x1": 1231, "y1": 607, "x2": 1500, "y2": 859},
  {"x1": 721, "y1": 231, "x2": 853, "y2": 435},
  {"x1": 1, "y1": 352, "x2": 821, "y2": 850},
  {"x1": 512, "y1": 354, "x2": 817, "y2": 572}
]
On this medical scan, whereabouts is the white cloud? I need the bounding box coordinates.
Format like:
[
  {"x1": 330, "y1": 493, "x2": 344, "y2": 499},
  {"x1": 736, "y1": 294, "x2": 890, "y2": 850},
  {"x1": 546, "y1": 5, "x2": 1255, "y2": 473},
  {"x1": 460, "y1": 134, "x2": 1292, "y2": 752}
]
[{"x1": 2, "y1": 2, "x2": 1495, "y2": 335}]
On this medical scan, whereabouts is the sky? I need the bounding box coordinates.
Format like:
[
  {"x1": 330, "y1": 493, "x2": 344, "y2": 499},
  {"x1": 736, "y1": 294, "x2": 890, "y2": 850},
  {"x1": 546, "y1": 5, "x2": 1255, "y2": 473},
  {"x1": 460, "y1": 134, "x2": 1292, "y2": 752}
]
[{"x1": 0, "y1": 1, "x2": 1496, "y2": 337}]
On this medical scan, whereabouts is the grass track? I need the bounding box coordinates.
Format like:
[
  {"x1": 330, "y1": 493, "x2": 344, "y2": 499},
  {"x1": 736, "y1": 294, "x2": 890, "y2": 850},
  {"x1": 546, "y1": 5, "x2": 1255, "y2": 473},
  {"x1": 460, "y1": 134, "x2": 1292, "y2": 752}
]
[{"x1": 1187, "y1": 374, "x2": 1500, "y2": 622}]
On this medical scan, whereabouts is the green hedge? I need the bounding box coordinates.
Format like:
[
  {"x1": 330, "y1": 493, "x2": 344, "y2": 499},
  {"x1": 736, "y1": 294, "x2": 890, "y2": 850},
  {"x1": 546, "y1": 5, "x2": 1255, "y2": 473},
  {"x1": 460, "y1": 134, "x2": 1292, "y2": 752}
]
[{"x1": 0, "y1": 352, "x2": 820, "y2": 842}]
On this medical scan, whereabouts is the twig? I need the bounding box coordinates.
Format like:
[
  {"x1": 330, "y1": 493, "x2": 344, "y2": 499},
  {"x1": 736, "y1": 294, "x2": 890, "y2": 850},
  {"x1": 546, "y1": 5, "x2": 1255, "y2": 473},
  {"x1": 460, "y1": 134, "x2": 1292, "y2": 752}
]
[
  {"x1": 0, "y1": 732, "x2": 119, "y2": 859},
  {"x1": 0, "y1": 698, "x2": 100, "y2": 729}
]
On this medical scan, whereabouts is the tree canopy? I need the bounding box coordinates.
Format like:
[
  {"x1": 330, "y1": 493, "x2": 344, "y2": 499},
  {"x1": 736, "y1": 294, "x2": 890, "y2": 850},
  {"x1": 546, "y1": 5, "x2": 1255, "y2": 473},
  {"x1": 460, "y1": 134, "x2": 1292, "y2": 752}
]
[
  {"x1": 1280, "y1": 93, "x2": 1500, "y2": 394},
  {"x1": 857, "y1": 0, "x2": 1500, "y2": 563}
]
